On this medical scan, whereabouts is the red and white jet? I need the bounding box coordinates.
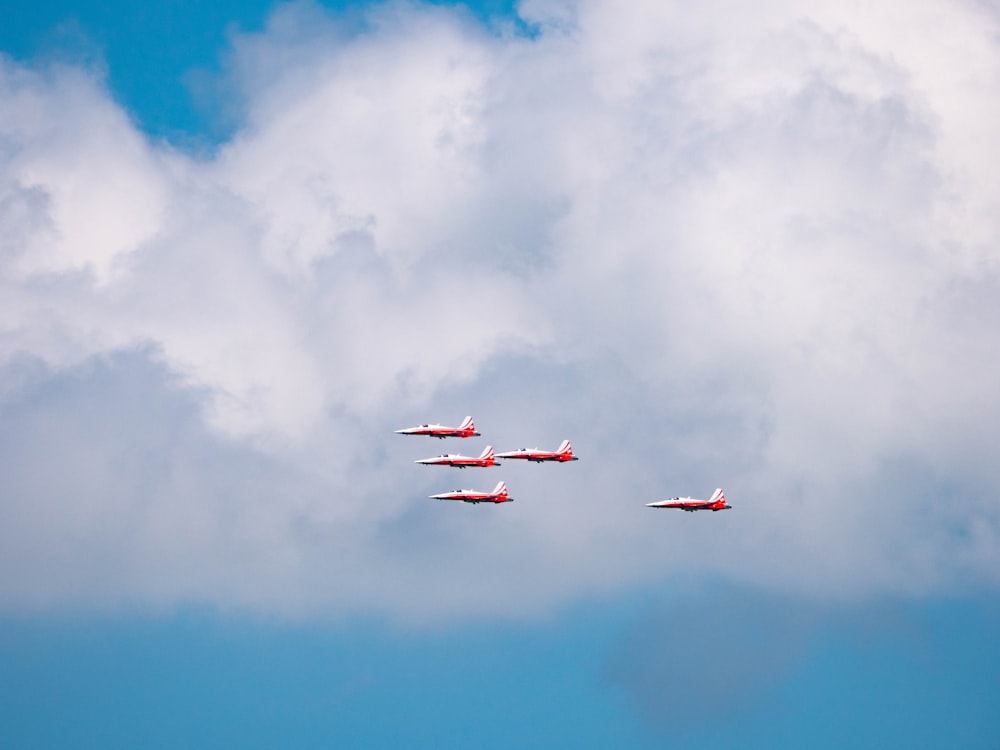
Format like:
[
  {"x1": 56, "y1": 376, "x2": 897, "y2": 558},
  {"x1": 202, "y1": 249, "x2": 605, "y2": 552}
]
[
  {"x1": 646, "y1": 488, "x2": 731, "y2": 512},
  {"x1": 495, "y1": 439, "x2": 578, "y2": 463},
  {"x1": 415, "y1": 445, "x2": 497, "y2": 468},
  {"x1": 395, "y1": 416, "x2": 480, "y2": 439},
  {"x1": 429, "y1": 481, "x2": 512, "y2": 504}
]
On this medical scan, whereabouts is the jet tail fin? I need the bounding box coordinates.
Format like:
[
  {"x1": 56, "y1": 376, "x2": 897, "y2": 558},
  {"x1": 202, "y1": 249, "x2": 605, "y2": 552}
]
[
  {"x1": 492, "y1": 481, "x2": 508, "y2": 497},
  {"x1": 459, "y1": 416, "x2": 474, "y2": 430},
  {"x1": 480, "y1": 445, "x2": 494, "y2": 460},
  {"x1": 557, "y1": 439, "x2": 572, "y2": 455}
]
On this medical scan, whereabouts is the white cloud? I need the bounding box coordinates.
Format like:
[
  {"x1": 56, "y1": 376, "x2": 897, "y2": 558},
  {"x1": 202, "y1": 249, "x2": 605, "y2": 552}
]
[
  {"x1": 0, "y1": 0, "x2": 999, "y2": 620},
  {"x1": 0, "y1": 62, "x2": 170, "y2": 282}
]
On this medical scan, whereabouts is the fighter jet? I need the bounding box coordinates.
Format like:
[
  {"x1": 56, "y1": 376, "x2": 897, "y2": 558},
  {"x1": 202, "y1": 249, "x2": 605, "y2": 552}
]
[
  {"x1": 646, "y1": 488, "x2": 731, "y2": 511},
  {"x1": 395, "y1": 416, "x2": 480, "y2": 439},
  {"x1": 415, "y1": 445, "x2": 497, "y2": 468},
  {"x1": 495, "y1": 439, "x2": 578, "y2": 463},
  {"x1": 429, "y1": 481, "x2": 512, "y2": 504}
]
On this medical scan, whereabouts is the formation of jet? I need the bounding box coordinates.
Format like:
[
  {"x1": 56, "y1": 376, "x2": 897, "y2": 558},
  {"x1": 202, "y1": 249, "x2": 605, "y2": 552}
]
[
  {"x1": 398, "y1": 415, "x2": 731, "y2": 513},
  {"x1": 397, "y1": 416, "x2": 582, "y2": 506},
  {"x1": 395, "y1": 416, "x2": 480, "y2": 439},
  {"x1": 429, "y1": 481, "x2": 511, "y2": 504},
  {"x1": 646, "y1": 488, "x2": 731, "y2": 512},
  {"x1": 415, "y1": 445, "x2": 497, "y2": 468},
  {"x1": 496, "y1": 440, "x2": 577, "y2": 463}
]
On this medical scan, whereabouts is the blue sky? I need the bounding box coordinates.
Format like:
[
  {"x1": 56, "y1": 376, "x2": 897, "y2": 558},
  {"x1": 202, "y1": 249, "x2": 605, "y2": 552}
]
[
  {"x1": 2, "y1": 592, "x2": 998, "y2": 748},
  {"x1": 2, "y1": 0, "x2": 1000, "y2": 747}
]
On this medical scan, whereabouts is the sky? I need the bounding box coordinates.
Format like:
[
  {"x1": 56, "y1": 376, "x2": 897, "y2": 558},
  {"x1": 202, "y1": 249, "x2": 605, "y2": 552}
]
[{"x1": 1, "y1": 0, "x2": 999, "y2": 746}]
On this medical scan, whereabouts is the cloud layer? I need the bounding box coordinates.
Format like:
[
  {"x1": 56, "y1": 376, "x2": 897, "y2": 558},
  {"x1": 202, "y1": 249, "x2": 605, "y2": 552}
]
[{"x1": 1, "y1": 0, "x2": 999, "y2": 620}]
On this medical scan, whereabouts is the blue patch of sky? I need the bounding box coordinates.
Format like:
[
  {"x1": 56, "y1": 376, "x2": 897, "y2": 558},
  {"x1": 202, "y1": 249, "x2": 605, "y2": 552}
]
[
  {"x1": 754, "y1": 596, "x2": 1000, "y2": 750},
  {"x1": 1, "y1": 592, "x2": 998, "y2": 749},
  {"x1": 0, "y1": 0, "x2": 521, "y2": 146},
  {"x1": 0, "y1": 599, "x2": 658, "y2": 750},
  {"x1": 606, "y1": 590, "x2": 1000, "y2": 750}
]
